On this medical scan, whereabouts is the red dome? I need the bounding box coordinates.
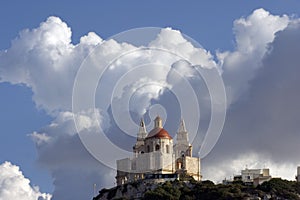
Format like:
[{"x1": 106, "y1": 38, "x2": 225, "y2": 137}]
[{"x1": 146, "y1": 127, "x2": 172, "y2": 139}]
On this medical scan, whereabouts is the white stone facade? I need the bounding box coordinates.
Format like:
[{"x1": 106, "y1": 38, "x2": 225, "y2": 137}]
[
  {"x1": 241, "y1": 168, "x2": 271, "y2": 186},
  {"x1": 116, "y1": 117, "x2": 201, "y2": 185}
]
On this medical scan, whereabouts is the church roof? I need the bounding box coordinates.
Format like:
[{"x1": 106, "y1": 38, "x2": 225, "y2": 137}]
[{"x1": 146, "y1": 127, "x2": 172, "y2": 139}]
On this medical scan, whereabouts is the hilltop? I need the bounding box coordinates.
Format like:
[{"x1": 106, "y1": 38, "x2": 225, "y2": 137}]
[{"x1": 93, "y1": 178, "x2": 300, "y2": 200}]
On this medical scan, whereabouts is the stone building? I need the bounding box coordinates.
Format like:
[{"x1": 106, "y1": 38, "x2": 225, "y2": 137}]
[
  {"x1": 240, "y1": 168, "x2": 271, "y2": 186},
  {"x1": 116, "y1": 116, "x2": 201, "y2": 185}
]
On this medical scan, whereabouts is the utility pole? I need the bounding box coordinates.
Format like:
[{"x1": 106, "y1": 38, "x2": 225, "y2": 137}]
[{"x1": 93, "y1": 183, "x2": 96, "y2": 197}]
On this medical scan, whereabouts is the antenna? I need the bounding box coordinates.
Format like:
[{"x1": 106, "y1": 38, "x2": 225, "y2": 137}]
[{"x1": 93, "y1": 183, "x2": 96, "y2": 197}]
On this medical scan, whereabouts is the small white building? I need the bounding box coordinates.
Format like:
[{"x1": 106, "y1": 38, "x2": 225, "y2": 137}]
[
  {"x1": 241, "y1": 168, "x2": 271, "y2": 186},
  {"x1": 116, "y1": 116, "x2": 201, "y2": 185}
]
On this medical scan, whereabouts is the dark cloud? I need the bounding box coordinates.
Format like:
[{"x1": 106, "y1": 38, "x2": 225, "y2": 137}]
[
  {"x1": 31, "y1": 112, "x2": 115, "y2": 200},
  {"x1": 203, "y1": 21, "x2": 300, "y2": 181}
]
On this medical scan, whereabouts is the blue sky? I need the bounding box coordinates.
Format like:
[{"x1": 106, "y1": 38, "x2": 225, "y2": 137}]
[
  {"x1": 1, "y1": 1, "x2": 299, "y2": 51},
  {"x1": 1, "y1": 1, "x2": 300, "y2": 199}
]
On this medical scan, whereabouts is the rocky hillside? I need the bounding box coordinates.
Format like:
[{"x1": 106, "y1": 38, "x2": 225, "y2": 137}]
[{"x1": 93, "y1": 178, "x2": 300, "y2": 200}]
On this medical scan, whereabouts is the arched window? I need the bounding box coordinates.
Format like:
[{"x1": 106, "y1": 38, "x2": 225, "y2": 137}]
[
  {"x1": 166, "y1": 145, "x2": 169, "y2": 153},
  {"x1": 177, "y1": 161, "x2": 182, "y2": 169},
  {"x1": 155, "y1": 144, "x2": 160, "y2": 151},
  {"x1": 147, "y1": 145, "x2": 150, "y2": 153},
  {"x1": 141, "y1": 151, "x2": 144, "y2": 154},
  {"x1": 181, "y1": 151, "x2": 185, "y2": 157}
]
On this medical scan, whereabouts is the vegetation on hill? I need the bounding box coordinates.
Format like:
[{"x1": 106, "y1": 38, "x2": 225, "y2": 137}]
[
  {"x1": 143, "y1": 179, "x2": 300, "y2": 200},
  {"x1": 94, "y1": 178, "x2": 300, "y2": 200}
]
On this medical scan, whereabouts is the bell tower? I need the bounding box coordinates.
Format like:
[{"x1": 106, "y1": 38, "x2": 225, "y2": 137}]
[
  {"x1": 177, "y1": 119, "x2": 188, "y2": 143},
  {"x1": 174, "y1": 118, "x2": 192, "y2": 159},
  {"x1": 133, "y1": 118, "x2": 147, "y2": 156},
  {"x1": 137, "y1": 118, "x2": 147, "y2": 139}
]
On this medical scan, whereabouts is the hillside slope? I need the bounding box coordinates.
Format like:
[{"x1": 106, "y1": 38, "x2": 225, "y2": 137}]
[{"x1": 93, "y1": 178, "x2": 300, "y2": 200}]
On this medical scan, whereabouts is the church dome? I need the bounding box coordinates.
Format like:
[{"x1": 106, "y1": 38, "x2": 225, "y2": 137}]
[{"x1": 146, "y1": 127, "x2": 172, "y2": 139}]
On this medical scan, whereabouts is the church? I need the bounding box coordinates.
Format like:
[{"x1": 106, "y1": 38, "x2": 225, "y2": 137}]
[{"x1": 116, "y1": 116, "x2": 201, "y2": 185}]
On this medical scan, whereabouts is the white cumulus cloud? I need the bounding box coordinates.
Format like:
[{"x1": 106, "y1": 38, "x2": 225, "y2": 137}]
[
  {"x1": 0, "y1": 16, "x2": 102, "y2": 114},
  {"x1": 1, "y1": 7, "x2": 300, "y2": 200},
  {"x1": 0, "y1": 161, "x2": 51, "y2": 200},
  {"x1": 219, "y1": 8, "x2": 290, "y2": 105}
]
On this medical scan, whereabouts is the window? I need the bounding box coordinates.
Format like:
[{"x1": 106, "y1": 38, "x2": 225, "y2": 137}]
[
  {"x1": 155, "y1": 144, "x2": 160, "y2": 151},
  {"x1": 166, "y1": 145, "x2": 169, "y2": 153},
  {"x1": 177, "y1": 162, "x2": 182, "y2": 169},
  {"x1": 147, "y1": 145, "x2": 150, "y2": 153},
  {"x1": 181, "y1": 151, "x2": 185, "y2": 157}
]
